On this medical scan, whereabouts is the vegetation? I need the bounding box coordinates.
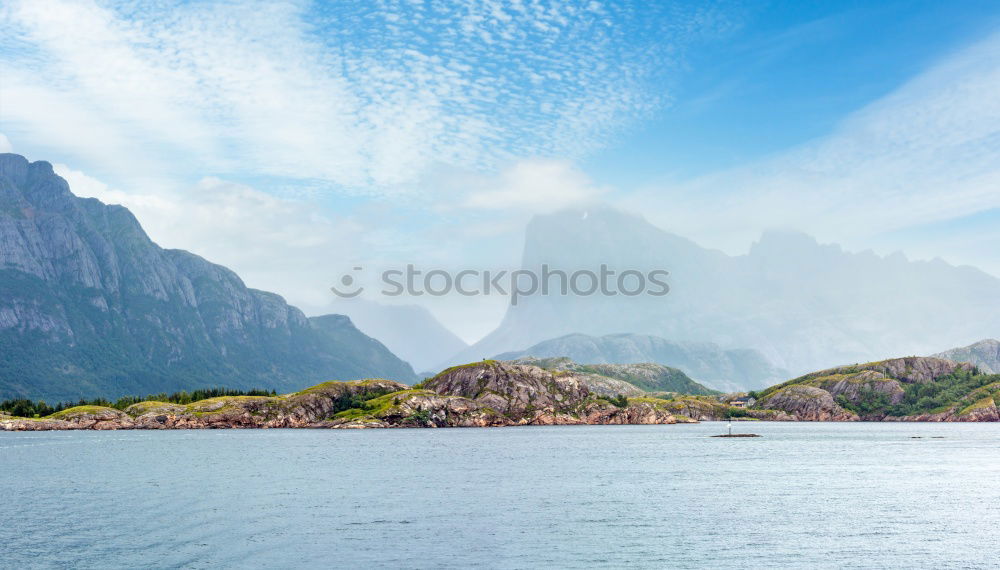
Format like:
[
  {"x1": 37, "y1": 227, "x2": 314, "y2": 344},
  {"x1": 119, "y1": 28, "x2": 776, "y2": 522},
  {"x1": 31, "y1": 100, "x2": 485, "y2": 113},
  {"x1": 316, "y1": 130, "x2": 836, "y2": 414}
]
[
  {"x1": 596, "y1": 394, "x2": 629, "y2": 408},
  {"x1": 757, "y1": 362, "x2": 999, "y2": 418},
  {"x1": 886, "y1": 370, "x2": 998, "y2": 416},
  {"x1": 835, "y1": 388, "x2": 892, "y2": 416},
  {"x1": 0, "y1": 387, "x2": 276, "y2": 418},
  {"x1": 404, "y1": 409, "x2": 433, "y2": 426},
  {"x1": 724, "y1": 407, "x2": 750, "y2": 418}
]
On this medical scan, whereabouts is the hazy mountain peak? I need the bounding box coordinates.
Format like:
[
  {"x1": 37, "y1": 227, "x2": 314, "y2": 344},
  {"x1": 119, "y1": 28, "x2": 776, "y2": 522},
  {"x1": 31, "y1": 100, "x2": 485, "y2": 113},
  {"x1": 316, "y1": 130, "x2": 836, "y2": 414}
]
[
  {"x1": 320, "y1": 298, "x2": 468, "y2": 373},
  {"x1": 457, "y1": 205, "x2": 1000, "y2": 378},
  {"x1": 749, "y1": 229, "x2": 835, "y2": 258}
]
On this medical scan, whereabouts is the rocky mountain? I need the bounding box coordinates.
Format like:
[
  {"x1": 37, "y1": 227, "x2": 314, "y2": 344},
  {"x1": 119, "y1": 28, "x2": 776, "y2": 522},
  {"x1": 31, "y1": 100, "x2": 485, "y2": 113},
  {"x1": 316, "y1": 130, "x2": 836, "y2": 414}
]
[
  {"x1": 0, "y1": 154, "x2": 415, "y2": 402},
  {"x1": 752, "y1": 357, "x2": 999, "y2": 421},
  {"x1": 451, "y1": 206, "x2": 1000, "y2": 376},
  {"x1": 504, "y1": 356, "x2": 718, "y2": 395},
  {"x1": 495, "y1": 333, "x2": 787, "y2": 391},
  {"x1": 317, "y1": 298, "x2": 467, "y2": 372},
  {"x1": 1, "y1": 361, "x2": 694, "y2": 430},
  {"x1": 932, "y1": 339, "x2": 1000, "y2": 374}
]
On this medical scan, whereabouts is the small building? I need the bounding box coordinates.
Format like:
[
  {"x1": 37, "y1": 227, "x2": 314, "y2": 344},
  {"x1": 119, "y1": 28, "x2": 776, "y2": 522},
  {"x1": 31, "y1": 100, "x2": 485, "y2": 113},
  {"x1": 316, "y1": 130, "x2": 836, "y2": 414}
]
[{"x1": 730, "y1": 396, "x2": 756, "y2": 409}]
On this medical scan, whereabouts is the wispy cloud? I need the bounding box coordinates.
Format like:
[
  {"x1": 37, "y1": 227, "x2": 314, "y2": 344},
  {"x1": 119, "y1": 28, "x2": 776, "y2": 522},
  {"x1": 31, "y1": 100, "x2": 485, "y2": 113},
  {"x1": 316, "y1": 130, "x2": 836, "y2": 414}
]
[
  {"x1": 0, "y1": 0, "x2": 726, "y2": 192},
  {"x1": 624, "y1": 29, "x2": 1000, "y2": 275}
]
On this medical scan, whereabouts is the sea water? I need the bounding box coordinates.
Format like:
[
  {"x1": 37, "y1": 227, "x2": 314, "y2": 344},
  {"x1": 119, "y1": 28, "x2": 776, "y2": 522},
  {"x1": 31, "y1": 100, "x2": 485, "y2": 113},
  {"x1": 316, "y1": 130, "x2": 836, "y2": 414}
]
[{"x1": 2, "y1": 422, "x2": 998, "y2": 569}]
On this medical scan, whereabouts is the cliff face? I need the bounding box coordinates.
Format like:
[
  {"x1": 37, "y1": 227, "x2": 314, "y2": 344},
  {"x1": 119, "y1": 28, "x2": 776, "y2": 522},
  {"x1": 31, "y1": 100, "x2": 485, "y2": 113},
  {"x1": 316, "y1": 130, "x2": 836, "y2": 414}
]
[{"x1": 0, "y1": 154, "x2": 415, "y2": 401}]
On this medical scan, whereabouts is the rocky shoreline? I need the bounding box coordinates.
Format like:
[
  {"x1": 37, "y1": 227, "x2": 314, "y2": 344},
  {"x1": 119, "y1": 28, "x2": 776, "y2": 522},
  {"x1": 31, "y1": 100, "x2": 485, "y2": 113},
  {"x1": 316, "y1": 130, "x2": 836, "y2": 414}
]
[
  {"x1": 3, "y1": 356, "x2": 998, "y2": 431},
  {"x1": 0, "y1": 362, "x2": 695, "y2": 431}
]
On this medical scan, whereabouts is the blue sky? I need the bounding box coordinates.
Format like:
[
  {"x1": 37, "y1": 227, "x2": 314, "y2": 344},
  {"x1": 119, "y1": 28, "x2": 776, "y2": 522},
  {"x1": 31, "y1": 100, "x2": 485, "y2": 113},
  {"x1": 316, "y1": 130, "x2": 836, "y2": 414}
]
[
  {"x1": 1, "y1": 0, "x2": 999, "y2": 339},
  {"x1": 589, "y1": 0, "x2": 1000, "y2": 182}
]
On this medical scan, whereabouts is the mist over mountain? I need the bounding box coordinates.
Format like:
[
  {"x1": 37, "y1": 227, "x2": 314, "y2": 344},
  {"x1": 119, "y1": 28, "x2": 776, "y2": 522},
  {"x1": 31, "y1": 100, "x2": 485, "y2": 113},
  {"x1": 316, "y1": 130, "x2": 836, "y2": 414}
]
[
  {"x1": 495, "y1": 333, "x2": 787, "y2": 392},
  {"x1": 0, "y1": 154, "x2": 415, "y2": 401},
  {"x1": 318, "y1": 298, "x2": 468, "y2": 372},
  {"x1": 452, "y1": 206, "x2": 1000, "y2": 376}
]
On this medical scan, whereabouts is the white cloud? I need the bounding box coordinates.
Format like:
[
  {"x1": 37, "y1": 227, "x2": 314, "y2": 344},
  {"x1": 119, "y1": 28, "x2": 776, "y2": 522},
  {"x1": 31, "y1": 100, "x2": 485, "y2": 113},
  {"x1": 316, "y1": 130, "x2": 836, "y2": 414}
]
[
  {"x1": 0, "y1": 0, "x2": 723, "y2": 193},
  {"x1": 623, "y1": 29, "x2": 1000, "y2": 275},
  {"x1": 54, "y1": 163, "x2": 367, "y2": 308},
  {"x1": 460, "y1": 159, "x2": 607, "y2": 212},
  {"x1": 0, "y1": 133, "x2": 11, "y2": 153}
]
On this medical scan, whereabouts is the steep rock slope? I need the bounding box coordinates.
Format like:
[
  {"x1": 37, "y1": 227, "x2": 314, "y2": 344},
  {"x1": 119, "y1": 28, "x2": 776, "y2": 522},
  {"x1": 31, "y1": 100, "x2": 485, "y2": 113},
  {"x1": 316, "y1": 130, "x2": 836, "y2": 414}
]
[{"x1": 0, "y1": 154, "x2": 414, "y2": 401}]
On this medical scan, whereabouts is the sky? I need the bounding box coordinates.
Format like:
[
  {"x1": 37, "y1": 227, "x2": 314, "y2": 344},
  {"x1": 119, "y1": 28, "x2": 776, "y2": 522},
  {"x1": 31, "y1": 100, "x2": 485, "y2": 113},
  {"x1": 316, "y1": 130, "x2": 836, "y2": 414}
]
[{"x1": 1, "y1": 0, "x2": 999, "y2": 342}]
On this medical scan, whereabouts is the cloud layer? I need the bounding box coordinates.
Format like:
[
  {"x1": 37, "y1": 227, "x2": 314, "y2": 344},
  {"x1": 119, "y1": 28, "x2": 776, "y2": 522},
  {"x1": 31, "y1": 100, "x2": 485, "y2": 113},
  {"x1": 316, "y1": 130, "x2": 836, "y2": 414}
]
[{"x1": 0, "y1": 0, "x2": 724, "y2": 192}]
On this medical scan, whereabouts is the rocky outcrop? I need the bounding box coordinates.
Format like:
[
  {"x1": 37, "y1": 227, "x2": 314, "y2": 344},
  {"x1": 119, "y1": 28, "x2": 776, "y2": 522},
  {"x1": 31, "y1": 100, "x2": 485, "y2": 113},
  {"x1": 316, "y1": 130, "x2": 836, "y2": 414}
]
[
  {"x1": 792, "y1": 357, "x2": 971, "y2": 386},
  {"x1": 0, "y1": 154, "x2": 415, "y2": 402},
  {"x1": 757, "y1": 386, "x2": 857, "y2": 421},
  {"x1": 754, "y1": 357, "x2": 998, "y2": 421},
  {"x1": 799, "y1": 370, "x2": 906, "y2": 410},
  {"x1": 493, "y1": 333, "x2": 788, "y2": 392},
  {"x1": 504, "y1": 356, "x2": 717, "y2": 396},
  {"x1": 0, "y1": 362, "x2": 692, "y2": 430},
  {"x1": 1, "y1": 379, "x2": 409, "y2": 430},
  {"x1": 425, "y1": 361, "x2": 591, "y2": 418}
]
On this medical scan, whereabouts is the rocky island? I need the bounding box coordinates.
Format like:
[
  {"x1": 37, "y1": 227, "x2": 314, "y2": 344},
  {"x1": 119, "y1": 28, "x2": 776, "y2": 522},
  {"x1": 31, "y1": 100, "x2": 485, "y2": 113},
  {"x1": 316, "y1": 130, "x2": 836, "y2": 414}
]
[
  {"x1": 0, "y1": 361, "x2": 704, "y2": 430},
  {"x1": 3, "y1": 353, "x2": 998, "y2": 430},
  {"x1": 751, "y1": 356, "x2": 1000, "y2": 421}
]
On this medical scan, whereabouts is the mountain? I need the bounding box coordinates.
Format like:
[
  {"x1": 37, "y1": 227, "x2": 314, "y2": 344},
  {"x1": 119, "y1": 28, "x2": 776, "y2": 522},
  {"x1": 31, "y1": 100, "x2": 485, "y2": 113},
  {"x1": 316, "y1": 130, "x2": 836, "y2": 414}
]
[
  {"x1": 451, "y1": 206, "x2": 1000, "y2": 376},
  {"x1": 495, "y1": 333, "x2": 787, "y2": 391},
  {"x1": 504, "y1": 356, "x2": 718, "y2": 395},
  {"x1": 752, "y1": 356, "x2": 999, "y2": 421},
  {"x1": 932, "y1": 339, "x2": 1000, "y2": 374},
  {"x1": 0, "y1": 154, "x2": 415, "y2": 402},
  {"x1": 317, "y1": 298, "x2": 467, "y2": 372}
]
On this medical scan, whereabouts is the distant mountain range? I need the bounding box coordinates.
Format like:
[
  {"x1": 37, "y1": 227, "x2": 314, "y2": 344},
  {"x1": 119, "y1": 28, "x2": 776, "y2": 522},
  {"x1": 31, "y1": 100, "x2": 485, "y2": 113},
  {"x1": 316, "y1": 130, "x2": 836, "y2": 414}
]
[
  {"x1": 495, "y1": 333, "x2": 786, "y2": 391},
  {"x1": 0, "y1": 154, "x2": 415, "y2": 401},
  {"x1": 933, "y1": 339, "x2": 1000, "y2": 374},
  {"x1": 319, "y1": 298, "x2": 467, "y2": 372},
  {"x1": 449, "y1": 206, "x2": 1000, "y2": 377}
]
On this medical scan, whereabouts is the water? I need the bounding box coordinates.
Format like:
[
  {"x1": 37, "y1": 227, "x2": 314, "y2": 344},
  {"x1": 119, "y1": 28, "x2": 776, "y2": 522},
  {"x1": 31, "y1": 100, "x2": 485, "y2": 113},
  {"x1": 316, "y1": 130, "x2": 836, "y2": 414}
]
[{"x1": 2, "y1": 422, "x2": 999, "y2": 569}]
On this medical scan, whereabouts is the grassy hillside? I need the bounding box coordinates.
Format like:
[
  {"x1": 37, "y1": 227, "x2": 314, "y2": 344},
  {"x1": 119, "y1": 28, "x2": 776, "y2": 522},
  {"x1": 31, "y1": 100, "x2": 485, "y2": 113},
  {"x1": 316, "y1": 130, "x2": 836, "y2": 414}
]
[{"x1": 753, "y1": 357, "x2": 999, "y2": 420}]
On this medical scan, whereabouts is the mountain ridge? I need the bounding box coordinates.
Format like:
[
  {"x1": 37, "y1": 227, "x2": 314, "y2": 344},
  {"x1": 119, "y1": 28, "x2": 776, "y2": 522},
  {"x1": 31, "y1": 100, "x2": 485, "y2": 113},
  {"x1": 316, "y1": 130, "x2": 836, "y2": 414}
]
[{"x1": 0, "y1": 153, "x2": 415, "y2": 401}]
